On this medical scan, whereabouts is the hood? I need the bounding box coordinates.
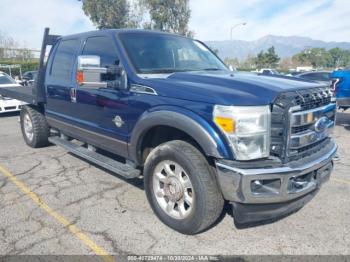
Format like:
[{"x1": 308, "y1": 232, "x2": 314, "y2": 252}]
[{"x1": 139, "y1": 71, "x2": 325, "y2": 106}]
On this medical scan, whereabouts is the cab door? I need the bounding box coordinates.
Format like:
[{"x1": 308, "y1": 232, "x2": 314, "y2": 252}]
[
  {"x1": 46, "y1": 38, "x2": 81, "y2": 120},
  {"x1": 73, "y1": 35, "x2": 130, "y2": 157}
]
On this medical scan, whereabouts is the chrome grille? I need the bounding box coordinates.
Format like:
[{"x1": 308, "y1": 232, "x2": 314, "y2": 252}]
[
  {"x1": 271, "y1": 86, "x2": 334, "y2": 163},
  {"x1": 288, "y1": 103, "x2": 336, "y2": 159},
  {"x1": 294, "y1": 88, "x2": 333, "y2": 110}
]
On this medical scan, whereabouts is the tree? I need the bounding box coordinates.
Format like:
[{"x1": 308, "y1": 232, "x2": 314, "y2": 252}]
[
  {"x1": 0, "y1": 31, "x2": 34, "y2": 61},
  {"x1": 241, "y1": 54, "x2": 256, "y2": 69},
  {"x1": 341, "y1": 50, "x2": 350, "y2": 68},
  {"x1": 328, "y1": 48, "x2": 350, "y2": 68},
  {"x1": 265, "y1": 46, "x2": 280, "y2": 67},
  {"x1": 307, "y1": 48, "x2": 331, "y2": 68},
  {"x1": 143, "y1": 0, "x2": 193, "y2": 36},
  {"x1": 279, "y1": 57, "x2": 301, "y2": 71},
  {"x1": 293, "y1": 48, "x2": 333, "y2": 68},
  {"x1": 255, "y1": 51, "x2": 267, "y2": 68},
  {"x1": 81, "y1": 0, "x2": 131, "y2": 29},
  {"x1": 254, "y1": 46, "x2": 280, "y2": 68},
  {"x1": 329, "y1": 48, "x2": 343, "y2": 68},
  {"x1": 79, "y1": 0, "x2": 194, "y2": 36},
  {"x1": 292, "y1": 51, "x2": 310, "y2": 66}
]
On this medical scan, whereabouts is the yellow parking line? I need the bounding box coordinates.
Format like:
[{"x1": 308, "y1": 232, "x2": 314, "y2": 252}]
[
  {"x1": 332, "y1": 178, "x2": 350, "y2": 186},
  {"x1": 0, "y1": 164, "x2": 115, "y2": 262}
]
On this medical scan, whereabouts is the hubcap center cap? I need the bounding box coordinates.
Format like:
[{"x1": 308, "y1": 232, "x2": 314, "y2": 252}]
[{"x1": 165, "y1": 177, "x2": 183, "y2": 201}]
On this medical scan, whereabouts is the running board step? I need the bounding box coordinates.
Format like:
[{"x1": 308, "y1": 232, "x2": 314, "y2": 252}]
[{"x1": 48, "y1": 136, "x2": 140, "y2": 179}]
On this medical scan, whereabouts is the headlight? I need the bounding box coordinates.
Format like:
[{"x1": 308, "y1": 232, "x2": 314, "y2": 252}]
[{"x1": 213, "y1": 105, "x2": 271, "y2": 160}]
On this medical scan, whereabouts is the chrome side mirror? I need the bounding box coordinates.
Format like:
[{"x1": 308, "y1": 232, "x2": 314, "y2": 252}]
[{"x1": 76, "y1": 55, "x2": 127, "y2": 90}]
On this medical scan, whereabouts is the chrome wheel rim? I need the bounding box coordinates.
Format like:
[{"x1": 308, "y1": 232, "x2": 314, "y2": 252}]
[
  {"x1": 153, "y1": 160, "x2": 194, "y2": 220},
  {"x1": 23, "y1": 113, "x2": 34, "y2": 141}
]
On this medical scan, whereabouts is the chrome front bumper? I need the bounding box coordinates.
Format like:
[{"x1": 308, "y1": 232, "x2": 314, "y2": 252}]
[{"x1": 216, "y1": 140, "x2": 337, "y2": 204}]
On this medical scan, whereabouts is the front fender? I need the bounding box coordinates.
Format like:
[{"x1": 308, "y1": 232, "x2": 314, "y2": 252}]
[{"x1": 129, "y1": 106, "x2": 232, "y2": 165}]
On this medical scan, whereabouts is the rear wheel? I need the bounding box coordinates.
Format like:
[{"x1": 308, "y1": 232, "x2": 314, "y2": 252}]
[
  {"x1": 20, "y1": 106, "x2": 50, "y2": 148},
  {"x1": 144, "y1": 140, "x2": 224, "y2": 234}
]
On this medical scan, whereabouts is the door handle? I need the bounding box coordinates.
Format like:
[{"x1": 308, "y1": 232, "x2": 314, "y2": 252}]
[{"x1": 70, "y1": 88, "x2": 77, "y2": 103}]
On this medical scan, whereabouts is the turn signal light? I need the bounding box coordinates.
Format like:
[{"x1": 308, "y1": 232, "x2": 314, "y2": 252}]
[
  {"x1": 214, "y1": 117, "x2": 235, "y2": 133},
  {"x1": 76, "y1": 70, "x2": 84, "y2": 85}
]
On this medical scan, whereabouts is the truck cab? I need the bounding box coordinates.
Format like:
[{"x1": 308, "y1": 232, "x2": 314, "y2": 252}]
[{"x1": 0, "y1": 29, "x2": 337, "y2": 234}]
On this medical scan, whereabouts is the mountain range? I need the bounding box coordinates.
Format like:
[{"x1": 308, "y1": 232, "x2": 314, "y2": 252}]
[{"x1": 206, "y1": 35, "x2": 350, "y2": 60}]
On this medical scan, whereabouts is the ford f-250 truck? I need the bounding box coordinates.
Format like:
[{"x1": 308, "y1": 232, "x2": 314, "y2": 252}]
[{"x1": 0, "y1": 28, "x2": 337, "y2": 234}]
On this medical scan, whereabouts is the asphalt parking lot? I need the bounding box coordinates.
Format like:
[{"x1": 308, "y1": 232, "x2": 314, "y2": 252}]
[{"x1": 0, "y1": 112, "x2": 349, "y2": 257}]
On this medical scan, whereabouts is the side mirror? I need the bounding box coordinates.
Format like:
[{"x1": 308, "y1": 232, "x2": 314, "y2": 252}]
[{"x1": 76, "y1": 55, "x2": 127, "y2": 90}]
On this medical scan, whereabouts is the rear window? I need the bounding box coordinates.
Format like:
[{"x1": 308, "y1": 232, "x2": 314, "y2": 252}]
[{"x1": 50, "y1": 39, "x2": 80, "y2": 81}]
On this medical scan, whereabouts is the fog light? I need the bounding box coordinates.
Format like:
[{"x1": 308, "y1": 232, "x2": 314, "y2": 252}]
[
  {"x1": 288, "y1": 172, "x2": 313, "y2": 193},
  {"x1": 251, "y1": 179, "x2": 281, "y2": 195},
  {"x1": 252, "y1": 180, "x2": 262, "y2": 189}
]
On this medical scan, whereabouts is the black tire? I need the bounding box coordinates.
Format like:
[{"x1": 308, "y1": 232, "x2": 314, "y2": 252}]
[
  {"x1": 20, "y1": 105, "x2": 50, "y2": 148},
  {"x1": 144, "y1": 140, "x2": 224, "y2": 235}
]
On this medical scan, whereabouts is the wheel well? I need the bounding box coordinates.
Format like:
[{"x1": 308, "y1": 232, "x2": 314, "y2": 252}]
[
  {"x1": 25, "y1": 103, "x2": 45, "y2": 114},
  {"x1": 140, "y1": 125, "x2": 209, "y2": 164}
]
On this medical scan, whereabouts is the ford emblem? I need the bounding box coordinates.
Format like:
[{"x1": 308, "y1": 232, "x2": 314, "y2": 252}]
[{"x1": 314, "y1": 116, "x2": 328, "y2": 133}]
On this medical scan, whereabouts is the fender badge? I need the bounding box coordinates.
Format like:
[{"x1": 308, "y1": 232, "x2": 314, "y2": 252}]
[{"x1": 112, "y1": 116, "x2": 124, "y2": 128}]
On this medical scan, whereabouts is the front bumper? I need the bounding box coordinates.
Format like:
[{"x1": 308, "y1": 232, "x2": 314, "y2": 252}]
[
  {"x1": 0, "y1": 99, "x2": 26, "y2": 113},
  {"x1": 216, "y1": 140, "x2": 337, "y2": 223}
]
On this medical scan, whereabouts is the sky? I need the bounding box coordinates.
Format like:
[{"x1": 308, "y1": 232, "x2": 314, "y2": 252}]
[{"x1": 0, "y1": 0, "x2": 349, "y2": 49}]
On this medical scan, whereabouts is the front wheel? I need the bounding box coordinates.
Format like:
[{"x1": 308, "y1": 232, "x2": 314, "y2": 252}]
[{"x1": 144, "y1": 140, "x2": 224, "y2": 235}]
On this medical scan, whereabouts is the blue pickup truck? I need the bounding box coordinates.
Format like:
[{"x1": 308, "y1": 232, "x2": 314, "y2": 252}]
[
  {"x1": 0, "y1": 28, "x2": 337, "y2": 234},
  {"x1": 332, "y1": 69, "x2": 350, "y2": 110}
]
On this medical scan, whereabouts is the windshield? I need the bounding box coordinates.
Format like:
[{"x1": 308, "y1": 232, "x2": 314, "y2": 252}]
[
  {"x1": 119, "y1": 32, "x2": 227, "y2": 74},
  {"x1": 0, "y1": 73, "x2": 16, "y2": 84}
]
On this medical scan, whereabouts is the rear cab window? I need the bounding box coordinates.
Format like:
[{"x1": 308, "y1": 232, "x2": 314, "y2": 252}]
[{"x1": 49, "y1": 38, "x2": 80, "y2": 83}]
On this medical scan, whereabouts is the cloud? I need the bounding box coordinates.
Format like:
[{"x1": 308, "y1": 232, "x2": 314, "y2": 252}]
[
  {"x1": 0, "y1": 0, "x2": 95, "y2": 48},
  {"x1": 189, "y1": 0, "x2": 350, "y2": 42},
  {"x1": 0, "y1": 0, "x2": 349, "y2": 49}
]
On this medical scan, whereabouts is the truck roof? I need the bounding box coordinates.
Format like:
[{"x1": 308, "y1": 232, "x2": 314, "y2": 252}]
[{"x1": 59, "y1": 29, "x2": 187, "y2": 41}]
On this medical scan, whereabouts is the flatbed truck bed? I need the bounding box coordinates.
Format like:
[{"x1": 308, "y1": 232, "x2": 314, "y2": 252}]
[{"x1": 0, "y1": 85, "x2": 35, "y2": 105}]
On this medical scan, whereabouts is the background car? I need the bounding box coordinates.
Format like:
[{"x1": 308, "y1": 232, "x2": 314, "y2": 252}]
[
  {"x1": 0, "y1": 71, "x2": 27, "y2": 114},
  {"x1": 295, "y1": 71, "x2": 332, "y2": 85},
  {"x1": 332, "y1": 69, "x2": 350, "y2": 110},
  {"x1": 22, "y1": 70, "x2": 38, "y2": 86},
  {"x1": 258, "y1": 68, "x2": 280, "y2": 75}
]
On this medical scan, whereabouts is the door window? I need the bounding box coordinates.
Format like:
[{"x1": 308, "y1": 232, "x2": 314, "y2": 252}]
[{"x1": 82, "y1": 36, "x2": 120, "y2": 81}]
